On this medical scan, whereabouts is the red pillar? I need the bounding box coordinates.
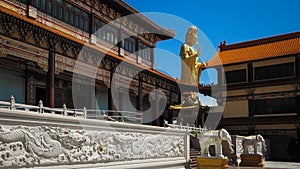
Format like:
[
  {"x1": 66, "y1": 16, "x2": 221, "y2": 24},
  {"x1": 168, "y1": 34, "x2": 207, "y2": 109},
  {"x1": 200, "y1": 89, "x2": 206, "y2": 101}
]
[
  {"x1": 108, "y1": 63, "x2": 115, "y2": 117},
  {"x1": 138, "y1": 79, "x2": 143, "y2": 112},
  {"x1": 137, "y1": 78, "x2": 143, "y2": 124},
  {"x1": 48, "y1": 51, "x2": 55, "y2": 108},
  {"x1": 150, "y1": 47, "x2": 154, "y2": 69},
  {"x1": 168, "y1": 92, "x2": 173, "y2": 124},
  {"x1": 152, "y1": 87, "x2": 160, "y2": 126}
]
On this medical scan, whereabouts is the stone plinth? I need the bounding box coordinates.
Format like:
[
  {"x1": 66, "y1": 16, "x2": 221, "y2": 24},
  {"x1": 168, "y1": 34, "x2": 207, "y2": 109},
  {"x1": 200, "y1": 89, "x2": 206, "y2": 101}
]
[
  {"x1": 197, "y1": 157, "x2": 229, "y2": 169},
  {"x1": 230, "y1": 135, "x2": 245, "y2": 165},
  {"x1": 240, "y1": 154, "x2": 264, "y2": 167}
]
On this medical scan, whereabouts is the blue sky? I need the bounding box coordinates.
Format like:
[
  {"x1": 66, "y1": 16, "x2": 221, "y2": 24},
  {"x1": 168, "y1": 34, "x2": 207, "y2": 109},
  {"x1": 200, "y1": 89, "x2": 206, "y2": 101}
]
[
  {"x1": 125, "y1": 0, "x2": 300, "y2": 48},
  {"x1": 124, "y1": 0, "x2": 300, "y2": 105}
]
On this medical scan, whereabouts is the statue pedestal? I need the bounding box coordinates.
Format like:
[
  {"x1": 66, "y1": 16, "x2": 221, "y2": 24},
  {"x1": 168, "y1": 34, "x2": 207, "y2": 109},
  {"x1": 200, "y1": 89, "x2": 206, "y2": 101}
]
[
  {"x1": 169, "y1": 103, "x2": 198, "y2": 127},
  {"x1": 230, "y1": 135, "x2": 245, "y2": 165},
  {"x1": 197, "y1": 157, "x2": 229, "y2": 169},
  {"x1": 240, "y1": 154, "x2": 264, "y2": 167}
]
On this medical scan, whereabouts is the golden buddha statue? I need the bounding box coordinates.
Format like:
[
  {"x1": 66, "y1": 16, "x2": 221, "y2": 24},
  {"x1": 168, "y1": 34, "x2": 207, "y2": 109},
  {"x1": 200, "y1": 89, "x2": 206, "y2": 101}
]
[
  {"x1": 170, "y1": 26, "x2": 207, "y2": 111},
  {"x1": 180, "y1": 26, "x2": 206, "y2": 86}
]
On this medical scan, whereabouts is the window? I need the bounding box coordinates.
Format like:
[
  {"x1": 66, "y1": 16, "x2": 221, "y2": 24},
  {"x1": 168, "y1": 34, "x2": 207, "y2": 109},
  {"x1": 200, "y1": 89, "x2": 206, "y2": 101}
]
[
  {"x1": 139, "y1": 42, "x2": 151, "y2": 61},
  {"x1": 254, "y1": 62, "x2": 294, "y2": 81},
  {"x1": 94, "y1": 18, "x2": 118, "y2": 45},
  {"x1": 75, "y1": 14, "x2": 79, "y2": 27},
  {"x1": 106, "y1": 26, "x2": 118, "y2": 45},
  {"x1": 0, "y1": 68, "x2": 26, "y2": 104},
  {"x1": 121, "y1": 33, "x2": 136, "y2": 53},
  {"x1": 225, "y1": 69, "x2": 247, "y2": 84},
  {"x1": 84, "y1": 19, "x2": 89, "y2": 32},
  {"x1": 79, "y1": 16, "x2": 84, "y2": 30},
  {"x1": 251, "y1": 97, "x2": 297, "y2": 115},
  {"x1": 70, "y1": 11, "x2": 74, "y2": 25},
  {"x1": 47, "y1": 1, "x2": 52, "y2": 15},
  {"x1": 65, "y1": 9, "x2": 69, "y2": 23},
  {"x1": 17, "y1": 0, "x2": 27, "y2": 4},
  {"x1": 59, "y1": 6, "x2": 64, "y2": 20},
  {"x1": 41, "y1": 0, "x2": 47, "y2": 12},
  {"x1": 53, "y1": 3, "x2": 58, "y2": 18},
  {"x1": 32, "y1": 0, "x2": 90, "y2": 33},
  {"x1": 34, "y1": 0, "x2": 40, "y2": 8}
]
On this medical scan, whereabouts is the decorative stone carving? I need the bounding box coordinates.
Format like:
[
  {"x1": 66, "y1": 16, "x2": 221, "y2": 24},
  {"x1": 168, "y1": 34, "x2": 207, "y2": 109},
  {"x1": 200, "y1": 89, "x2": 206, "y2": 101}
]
[{"x1": 0, "y1": 125, "x2": 184, "y2": 168}]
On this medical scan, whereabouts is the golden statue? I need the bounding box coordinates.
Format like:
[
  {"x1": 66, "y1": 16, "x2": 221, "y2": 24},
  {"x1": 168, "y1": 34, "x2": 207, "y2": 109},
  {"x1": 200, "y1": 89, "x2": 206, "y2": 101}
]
[
  {"x1": 180, "y1": 26, "x2": 206, "y2": 86},
  {"x1": 170, "y1": 26, "x2": 207, "y2": 113}
]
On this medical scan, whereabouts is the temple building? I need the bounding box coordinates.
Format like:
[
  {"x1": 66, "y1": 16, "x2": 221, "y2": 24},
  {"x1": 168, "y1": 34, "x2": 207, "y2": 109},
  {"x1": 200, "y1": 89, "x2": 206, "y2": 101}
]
[
  {"x1": 208, "y1": 31, "x2": 300, "y2": 161},
  {"x1": 0, "y1": 0, "x2": 180, "y2": 125},
  {"x1": 3, "y1": 0, "x2": 300, "y2": 162}
]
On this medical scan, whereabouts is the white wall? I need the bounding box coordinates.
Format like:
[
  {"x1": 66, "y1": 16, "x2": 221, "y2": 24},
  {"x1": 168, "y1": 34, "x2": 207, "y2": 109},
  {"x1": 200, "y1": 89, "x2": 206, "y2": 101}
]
[{"x1": 0, "y1": 108, "x2": 188, "y2": 168}]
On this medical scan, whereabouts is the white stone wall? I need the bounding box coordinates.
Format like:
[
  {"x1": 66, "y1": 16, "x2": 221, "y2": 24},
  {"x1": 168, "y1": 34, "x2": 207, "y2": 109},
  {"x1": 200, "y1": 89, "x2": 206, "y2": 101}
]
[{"x1": 0, "y1": 109, "x2": 187, "y2": 168}]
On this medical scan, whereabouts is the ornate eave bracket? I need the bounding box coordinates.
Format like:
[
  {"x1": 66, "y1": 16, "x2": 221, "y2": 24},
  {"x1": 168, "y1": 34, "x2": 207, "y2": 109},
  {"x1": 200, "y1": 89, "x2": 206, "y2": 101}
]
[{"x1": 0, "y1": 35, "x2": 49, "y2": 71}]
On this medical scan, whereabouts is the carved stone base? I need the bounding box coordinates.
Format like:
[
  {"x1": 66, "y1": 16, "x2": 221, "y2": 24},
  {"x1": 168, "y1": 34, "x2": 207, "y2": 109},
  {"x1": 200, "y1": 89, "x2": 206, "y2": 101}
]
[
  {"x1": 240, "y1": 154, "x2": 264, "y2": 167},
  {"x1": 197, "y1": 157, "x2": 229, "y2": 169}
]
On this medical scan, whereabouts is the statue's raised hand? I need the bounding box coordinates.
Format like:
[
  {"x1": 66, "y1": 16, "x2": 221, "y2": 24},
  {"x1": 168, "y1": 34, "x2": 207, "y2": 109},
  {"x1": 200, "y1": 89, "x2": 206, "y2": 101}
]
[{"x1": 196, "y1": 48, "x2": 202, "y2": 56}]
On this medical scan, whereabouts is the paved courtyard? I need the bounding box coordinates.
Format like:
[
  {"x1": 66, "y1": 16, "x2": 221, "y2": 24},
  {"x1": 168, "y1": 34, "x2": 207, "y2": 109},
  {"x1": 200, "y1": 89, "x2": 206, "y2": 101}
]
[
  {"x1": 228, "y1": 161, "x2": 300, "y2": 169},
  {"x1": 19, "y1": 160, "x2": 300, "y2": 169},
  {"x1": 147, "y1": 161, "x2": 300, "y2": 169}
]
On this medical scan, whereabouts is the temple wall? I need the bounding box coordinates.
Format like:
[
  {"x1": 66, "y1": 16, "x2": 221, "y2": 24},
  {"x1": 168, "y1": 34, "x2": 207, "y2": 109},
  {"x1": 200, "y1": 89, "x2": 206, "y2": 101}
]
[
  {"x1": 254, "y1": 85, "x2": 294, "y2": 94},
  {"x1": 224, "y1": 100, "x2": 249, "y2": 118}
]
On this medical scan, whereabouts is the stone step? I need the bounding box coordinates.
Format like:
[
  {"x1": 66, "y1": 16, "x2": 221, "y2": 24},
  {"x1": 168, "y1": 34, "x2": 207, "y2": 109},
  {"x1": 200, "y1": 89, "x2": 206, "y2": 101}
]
[{"x1": 189, "y1": 148, "x2": 201, "y2": 169}]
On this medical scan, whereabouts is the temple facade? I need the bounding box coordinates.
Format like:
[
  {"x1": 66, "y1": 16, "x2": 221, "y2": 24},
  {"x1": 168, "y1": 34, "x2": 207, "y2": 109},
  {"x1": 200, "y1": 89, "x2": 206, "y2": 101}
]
[
  {"x1": 0, "y1": 0, "x2": 180, "y2": 125},
  {"x1": 208, "y1": 31, "x2": 300, "y2": 161}
]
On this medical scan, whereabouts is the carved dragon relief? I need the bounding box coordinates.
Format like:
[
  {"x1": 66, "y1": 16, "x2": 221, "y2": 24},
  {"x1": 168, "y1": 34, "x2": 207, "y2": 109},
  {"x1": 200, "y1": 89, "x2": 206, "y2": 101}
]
[{"x1": 0, "y1": 125, "x2": 184, "y2": 168}]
